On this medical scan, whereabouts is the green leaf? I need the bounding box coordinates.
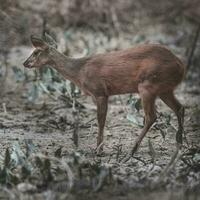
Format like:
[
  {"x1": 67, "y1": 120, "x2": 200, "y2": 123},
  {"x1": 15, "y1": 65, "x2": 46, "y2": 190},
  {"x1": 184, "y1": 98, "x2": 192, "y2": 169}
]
[
  {"x1": 0, "y1": 167, "x2": 19, "y2": 185},
  {"x1": 11, "y1": 142, "x2": 26, "y2": 166},
  {"x1": 28, "y1": 83, "x2": 39, "y2": 102},
  {"x1": 54, "y1": 147, "x2": 62, "y2": 158},
  {"x1": 12, "y1": 66, "x2": 24, "y2": 82},
  {"x1": 194, "y1": 153, "x2": 200, "y2": 163},
  {"x1": 43, "y1": 159, "x2": 53, "y2": 182},
  {"x1": 35, "y1": 157, "x2": 43, "y2": 168},
  {"x1": 4, "y1": 148, "x2": 11, "y2": 168},
  {"x1": 127, "y1": 113, "x2": 144, "y2": 128},
  {"x1": 25, "y1": 139, "x2": 36, "y2": 157},
  {"x1": 148, "y1": 139, "x2": 156, "y2": 162},
  {"x1": 127, "y1": 96, "x2": 142, "y2": 112}
]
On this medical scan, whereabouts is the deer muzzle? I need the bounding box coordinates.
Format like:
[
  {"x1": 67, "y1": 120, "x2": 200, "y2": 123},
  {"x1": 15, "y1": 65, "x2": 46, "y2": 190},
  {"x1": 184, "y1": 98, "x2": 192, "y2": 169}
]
[{"x1": 23, "y1": 60, "x2": 32, "y2": 68}]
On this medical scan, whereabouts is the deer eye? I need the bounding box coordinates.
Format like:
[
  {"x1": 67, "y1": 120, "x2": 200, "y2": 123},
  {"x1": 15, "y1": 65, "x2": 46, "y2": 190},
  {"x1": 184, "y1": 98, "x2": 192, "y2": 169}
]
[{"x1": 34, "y1": 51, "x2": 40, "y2": 56}]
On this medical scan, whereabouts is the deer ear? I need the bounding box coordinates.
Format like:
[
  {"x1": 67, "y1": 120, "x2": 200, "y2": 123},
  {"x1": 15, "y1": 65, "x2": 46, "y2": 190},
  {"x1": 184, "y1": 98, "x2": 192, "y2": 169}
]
[
  {"x1": 43, "y1": 32, "x2": 57, "y2": 49},
  {"x1": 30, "y1": 35, "x2": 49, "y2": 50}
]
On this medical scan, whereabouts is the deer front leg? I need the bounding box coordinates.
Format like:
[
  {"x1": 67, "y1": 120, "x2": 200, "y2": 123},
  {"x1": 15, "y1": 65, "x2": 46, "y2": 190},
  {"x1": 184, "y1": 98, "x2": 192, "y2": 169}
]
[
  {"x1": 96, "y1": 96, "x2": 108, "y2": 149},
  {"x1": 131, "y1": 85, "x2": 157, "y2": 155}
]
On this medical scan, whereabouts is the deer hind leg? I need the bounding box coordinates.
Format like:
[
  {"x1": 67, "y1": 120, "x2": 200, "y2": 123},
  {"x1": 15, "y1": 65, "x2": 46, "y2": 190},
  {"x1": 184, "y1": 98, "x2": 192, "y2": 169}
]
[
  {"x1": 131, "y1": 86, "x2": 157, "y2": 155},
  {"x1": 96, "y1": 96, "x2": 108, "y2": 149},
  {"x1": 159, "y1": 91, "x2": 184, "y2": 145}
]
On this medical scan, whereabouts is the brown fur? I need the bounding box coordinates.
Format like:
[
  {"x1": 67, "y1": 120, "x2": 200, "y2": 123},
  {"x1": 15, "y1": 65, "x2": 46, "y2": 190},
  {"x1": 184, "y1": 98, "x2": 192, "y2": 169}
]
[
  {"x1": 79, "y1": 45, "x2": 185, "y2": 96},
  {"x1": 24, "y1": 38, "x2": 185, "y2": 154}
]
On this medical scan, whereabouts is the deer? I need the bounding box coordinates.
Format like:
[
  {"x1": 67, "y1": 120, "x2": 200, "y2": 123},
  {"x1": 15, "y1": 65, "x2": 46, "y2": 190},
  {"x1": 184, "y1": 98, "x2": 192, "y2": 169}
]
[{"x1": 23, "y1": 35, "x2": 185, "y2": 155}]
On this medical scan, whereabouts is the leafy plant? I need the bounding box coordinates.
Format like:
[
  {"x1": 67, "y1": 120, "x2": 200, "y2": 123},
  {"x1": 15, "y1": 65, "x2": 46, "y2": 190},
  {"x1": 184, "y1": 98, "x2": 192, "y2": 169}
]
[
  {"x1": 127, "y1": 95, "x2": 142, "y2": 113},
  {"x1": 126, "y1": 95, "x2": 144, "y2": 127},
  {"x1": 0, "y1": 148, "x2": 19, "y2": 185},
  {"x1": 0, "y1": 141, "x2": 113, "y2": 193},
  {"x1": 12, "y1": 66, "x2": 25, "y2": 82}
]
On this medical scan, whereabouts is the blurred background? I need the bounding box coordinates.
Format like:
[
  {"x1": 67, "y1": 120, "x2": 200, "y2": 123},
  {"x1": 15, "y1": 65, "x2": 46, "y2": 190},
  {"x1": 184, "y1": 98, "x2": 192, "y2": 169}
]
[
  {"x1": 0, "y1": 1, "x2": 200, "y2": 199},
  {"x1": 0, "y1": 0, "x2": 200, "y2": 99}
]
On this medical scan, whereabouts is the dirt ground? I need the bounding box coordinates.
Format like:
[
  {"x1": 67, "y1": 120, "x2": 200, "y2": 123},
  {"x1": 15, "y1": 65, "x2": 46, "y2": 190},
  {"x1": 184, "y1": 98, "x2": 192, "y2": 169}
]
[{"x1": 0, "y1": 82, "x2": 199, "y2": 154}]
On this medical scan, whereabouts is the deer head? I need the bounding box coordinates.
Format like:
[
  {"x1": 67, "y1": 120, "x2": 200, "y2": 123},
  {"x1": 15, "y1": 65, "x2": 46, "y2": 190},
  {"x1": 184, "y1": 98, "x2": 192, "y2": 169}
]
[{"x1": 23, "y1": 34, "x2": 57, "y2": 68}]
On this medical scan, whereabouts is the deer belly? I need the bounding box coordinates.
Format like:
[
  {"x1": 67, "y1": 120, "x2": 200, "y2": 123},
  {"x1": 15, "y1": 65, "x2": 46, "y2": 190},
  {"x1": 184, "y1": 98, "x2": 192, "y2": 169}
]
[{"x1": 106, "y1": 79, "x2": 138, "y2": 95}]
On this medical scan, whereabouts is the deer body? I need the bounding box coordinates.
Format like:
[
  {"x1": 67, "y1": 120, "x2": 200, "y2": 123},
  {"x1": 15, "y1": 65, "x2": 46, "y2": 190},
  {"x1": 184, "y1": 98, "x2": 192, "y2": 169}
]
[{"x1": 24, "y1": 36, "x2": 185, "y2": 154}]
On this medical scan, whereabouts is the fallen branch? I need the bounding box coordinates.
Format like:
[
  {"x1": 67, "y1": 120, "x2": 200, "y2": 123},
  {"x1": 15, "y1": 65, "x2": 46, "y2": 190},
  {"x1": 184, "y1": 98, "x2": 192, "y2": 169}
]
[{"x1": 187, "y1": 23, "x2": 200, "y2": 71}]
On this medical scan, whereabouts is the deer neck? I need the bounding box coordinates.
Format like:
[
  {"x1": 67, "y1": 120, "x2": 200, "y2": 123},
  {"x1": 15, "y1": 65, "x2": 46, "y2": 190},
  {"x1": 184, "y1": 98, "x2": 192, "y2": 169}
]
[{"x1": 49, "y1": 48, "x2": 88, "y2": 84}]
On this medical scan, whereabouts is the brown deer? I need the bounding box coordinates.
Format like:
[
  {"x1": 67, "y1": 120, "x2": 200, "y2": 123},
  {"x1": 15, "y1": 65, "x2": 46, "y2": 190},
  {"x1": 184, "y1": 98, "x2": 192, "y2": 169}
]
[{"x1": 23, "y1": 35, "x2": 185, "y2": 154}]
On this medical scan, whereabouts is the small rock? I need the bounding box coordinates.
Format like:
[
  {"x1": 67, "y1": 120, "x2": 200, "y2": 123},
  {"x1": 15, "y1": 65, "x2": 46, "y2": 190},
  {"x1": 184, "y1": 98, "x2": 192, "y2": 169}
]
[{"x1": 17, "y1": 183, "x2": 37, "y2": 193}]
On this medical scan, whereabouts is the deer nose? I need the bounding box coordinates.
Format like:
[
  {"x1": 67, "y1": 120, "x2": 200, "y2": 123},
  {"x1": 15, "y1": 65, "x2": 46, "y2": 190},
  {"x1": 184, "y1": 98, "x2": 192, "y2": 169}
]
[{"x1": 23, "y1": 60, "x2": 31, "y2": 68}]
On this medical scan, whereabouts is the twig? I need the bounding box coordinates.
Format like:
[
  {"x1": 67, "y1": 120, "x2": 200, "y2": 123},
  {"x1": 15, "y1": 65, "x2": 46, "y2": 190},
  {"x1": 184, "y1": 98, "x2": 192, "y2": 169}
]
[
  {"x1": 94, "y1": 168, "x2": 110, "y2": 192},
  {"x1": 96, "y1": 142, "x2": 104, "y2": 155},
  {"x1": 109, "y1": 138, "x2": 123, "y2": 162},
  {"x1": 148, "y1": 139, "x2": 156, "y2": 170},
  {"x1": 0, "y1": 53, "x2": 9, "y2": 98},
  {"x1": 122, "y1": 153, "x2": 147, "y2": 165},
  {"x1": 118, "y1": 95, "x2": 129, "y2": 114},
  {"x1": 59, "y1": 95, "x2": 85, "y2": 109},
  {"x1": 159, "y1": 145, "x2": 182, "y2": 181},
  {"x1": 72, "y1": 110, "x2": 79, "y2": 147},
  {"x1": 110, "y1": 6, "x2": 120, "y2": 36},
  {"x1": 115, "y1": 144, "x2": 123, "y2": 162},
  {"x1": 2, "y1": 103, "x2": 7, "y2": 114},
  {"x1": 187, "y1": 23, "x2": 200, "y2": 71},
  {"x1": 85, "y1": 117, "x2": 96, "y2": 125},
  {"x1": 38, "y1": 82, "x2": 57, "y2": 101}
]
